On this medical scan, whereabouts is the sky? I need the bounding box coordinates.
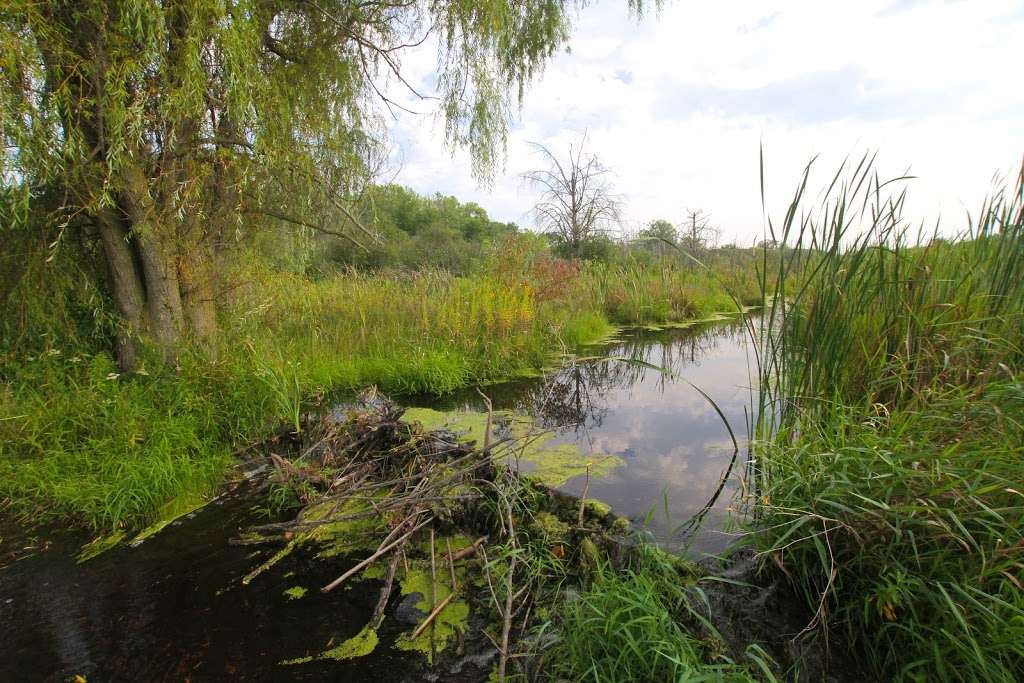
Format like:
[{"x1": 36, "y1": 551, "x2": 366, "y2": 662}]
[{"x1": 385, "y1": 0, "x2": 1024, "y2": 245}]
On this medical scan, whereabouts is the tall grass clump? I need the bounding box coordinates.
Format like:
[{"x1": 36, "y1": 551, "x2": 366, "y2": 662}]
[
  {"x1": 583, "y1": 259, "x2": 742, "y2": 326},
  {"x1": 229, "y1": 260, "x2": 613, "y2": 396},
  {"x1": 753, "y1": 153, "x2": 1024, "y2": 681},
  {"x1": 0, "y1": 351, "x2": 243, "y2": 530},
  {"x1": 540, "y1": 545, "x2": 759, "y2": 682}
]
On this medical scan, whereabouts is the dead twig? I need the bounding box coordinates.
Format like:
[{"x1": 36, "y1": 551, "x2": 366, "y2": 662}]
[
  {"x1": 442, "y1": 536, "x2": 487, "y2": 564},
  {"x1": 321, "y1": 514, "x2": 433, "y2": 593}
]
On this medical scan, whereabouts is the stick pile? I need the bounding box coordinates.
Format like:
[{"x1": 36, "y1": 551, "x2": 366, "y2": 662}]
[{"x1": 239, "y1": 389, "x2": 496, "y2": 624}]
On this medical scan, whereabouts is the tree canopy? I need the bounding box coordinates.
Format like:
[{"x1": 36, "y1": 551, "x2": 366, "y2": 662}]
[
  {"x1": 320, "y1": 183, "x2": 517, "y2": 273},
  {"x1": 2, "y1": 0, "x2": 648, "y2": 366}
]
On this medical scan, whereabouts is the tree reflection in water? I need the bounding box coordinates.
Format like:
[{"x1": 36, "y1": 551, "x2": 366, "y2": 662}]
[
  {"x1": 409, "y1": 319, "x2": 755, "y2": 554},
  {"x1": 511, "y1": 320, "x2": 745, "y2": 438}
]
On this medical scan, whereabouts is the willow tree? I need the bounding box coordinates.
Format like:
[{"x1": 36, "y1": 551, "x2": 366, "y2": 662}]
[{"x1": 1, "y1": 1, "x2": 652, "y2": 368}]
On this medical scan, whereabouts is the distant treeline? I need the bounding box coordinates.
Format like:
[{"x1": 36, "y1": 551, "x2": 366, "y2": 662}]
[{"x1": 277, "y1": 183, "x2": 768, "y2": 276}]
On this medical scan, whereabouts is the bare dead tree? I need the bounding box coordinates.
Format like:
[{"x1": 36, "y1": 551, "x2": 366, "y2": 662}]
[
  {"x1": 522, "y1": 135, "x2": 622, "y2": 256},
  {"x1": 680, "y1": 208, "x2": 720, "y2": 253}
]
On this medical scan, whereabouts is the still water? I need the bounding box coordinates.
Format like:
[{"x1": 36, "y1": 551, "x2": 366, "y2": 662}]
[
  {"x1": 409, "y1": 319, "x2": 756, "y2": 554},
  {"x1": 0, "y1": 319, "x2": 756, "y2": 680}
]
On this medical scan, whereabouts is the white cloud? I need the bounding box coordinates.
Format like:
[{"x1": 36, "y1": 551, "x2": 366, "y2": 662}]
[{"x1": 385, "y1": 0, "x2": 1024, "y2": 244}]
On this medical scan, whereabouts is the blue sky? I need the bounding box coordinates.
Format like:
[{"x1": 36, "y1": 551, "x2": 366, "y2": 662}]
[{"x1": 386, "y1": 0, "x2": 1024, "y2": 245}]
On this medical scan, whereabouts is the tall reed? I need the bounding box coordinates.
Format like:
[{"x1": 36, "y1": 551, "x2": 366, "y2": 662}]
[{"x1": 752, "y1": 153, "x2": 1024, "y2": 680}]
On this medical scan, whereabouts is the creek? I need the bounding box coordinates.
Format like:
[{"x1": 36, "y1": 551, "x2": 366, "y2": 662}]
[{"x1": 0, "y1": 318, "x2": 756, "y2": 681}]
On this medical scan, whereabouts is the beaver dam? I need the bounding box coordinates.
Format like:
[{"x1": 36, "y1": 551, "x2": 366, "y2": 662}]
[{"x1": 1, "y1": 322, "x2": 844, "y2": 681}]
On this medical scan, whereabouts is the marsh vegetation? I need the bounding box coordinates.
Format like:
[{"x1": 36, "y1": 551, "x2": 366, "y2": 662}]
[{"x1": 2, "y1": 1, "x2": 1022, "y2": 682}]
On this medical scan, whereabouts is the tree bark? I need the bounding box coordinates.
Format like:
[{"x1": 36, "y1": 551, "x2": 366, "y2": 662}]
[
  {"x1": 95, "y1": 208, "x2": 147, "y2": 371},
  {"x1": 120, "y1": 162, "x2": 185, "y2": 360},
  {"x1": 180, "y1": 245, "x2": 218, "y2": 348}
]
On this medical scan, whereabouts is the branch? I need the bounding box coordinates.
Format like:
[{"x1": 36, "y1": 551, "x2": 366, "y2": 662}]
[{"x1": 242, "y1": 198, "x2": 369, "y2": 252}]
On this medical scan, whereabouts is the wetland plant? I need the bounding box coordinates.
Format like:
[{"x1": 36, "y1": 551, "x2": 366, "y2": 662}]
[{"x1": 752, "y1": 155, "x2": 1024, "y2": 681}]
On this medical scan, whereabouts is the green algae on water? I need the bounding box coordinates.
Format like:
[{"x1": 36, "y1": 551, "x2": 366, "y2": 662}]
[
  {"x1": 321, "y1": 626, "x2": 379, "y2": 660},
  {"x1": 129, "y1": 494, "x2": 208, "y2": 547},
  {"x1": 403, "y1": 407, "x2": 498, "y2": 445},
  {"x1": 244, "y1": 497, "x2": 388, "y2": 585},
  {"x1": 76, "y1": 530, "x2": 125, "y2": 563},
  {"x1": 402, "y1": 407, "x2": 623, "y2": 487},
  {"x1": 283, "y1": 586, "x2": 307, "y2": 600},
  {"x1": 280, "y1": 626, "x2": 380, "y2": 665},
  {"x1": 307, "y1": 496, "x2": 389, "y2": 559},
  {"x1": 520, "y1": 445, "x2": 621, "y2": 487},
  {"x1": 394, "y1": 565, "x2": 470, "y2": 662}
]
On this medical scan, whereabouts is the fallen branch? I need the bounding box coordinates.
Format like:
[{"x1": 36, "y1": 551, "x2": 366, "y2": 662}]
[
  {"x1": 321, "y1": 514, "x2": 433, "y2": 593},
  {"x1": 370, "y1": 542, "x2": 405, "y2": 629},
  {"x1": 410, "y1": 592, "x2": 456, "y2": 641}
]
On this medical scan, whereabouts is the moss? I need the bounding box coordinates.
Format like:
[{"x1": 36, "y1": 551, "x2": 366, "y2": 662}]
[
  {"x1": 321, "y1": 626, "x2": 379, "y2": 660},
  {"x1": 611, "y1": 516, "x2": 633, "y2": 534},
  {"x1": 531, "y1": 511, "x2": 569, "y2": 541},
  {"x1": 76, "y1": 530, "x2": 125, "y2": 563},
  {"x1": 579, "y1": 536, "x2": 601, "y2": 574},
  {"x1": 582, "y1": 498, "x2": 612, "y2": 519},
  {"x1": 283, "y1": 586, "x2": 307, "y2": 600}
]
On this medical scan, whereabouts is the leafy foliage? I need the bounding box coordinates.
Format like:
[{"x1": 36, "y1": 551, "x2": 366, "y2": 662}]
[
  {"x1": 0, "y1": 0, "x2": 600, "y2": 357},
  {"x1": 319, "y1": 184, "x2": 517, "y2": 273}
]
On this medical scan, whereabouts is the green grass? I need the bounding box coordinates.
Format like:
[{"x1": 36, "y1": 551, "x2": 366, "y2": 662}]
[
  {"x1": 582, "y1": 260, "x2": 747, "y2": 326},
  {"x1": 752, "y1": 154, "x2": 1024, "y2": 681},
  {"x1": 0, "y1": 353, "x2": 235, "y2": 529},
  {"x1": 756, "y1": 381, "x2": 1024, "y2": 681},
  {"x1": 539, "y1": 545, "x2": 760, "y2": 682}
]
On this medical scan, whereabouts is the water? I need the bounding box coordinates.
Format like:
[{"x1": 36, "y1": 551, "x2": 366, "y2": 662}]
[
  {"x1": 0, "y1": 319, "x2": 756, "y2": 680},
  {"x1": 409, "y1": 319, "x2": 757, "y2": 554},
  {"x1": 0, "y1": 480, "x2": 433, "y2": 682}
]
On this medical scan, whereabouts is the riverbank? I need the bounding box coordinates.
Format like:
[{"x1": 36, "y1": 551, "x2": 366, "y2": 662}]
[
  {"x1": 0, "y1": 258, "x2": 749, "y2": 532},
  {"x1": 750, "y1": 163, "x2": 1024, "y2": 680}
]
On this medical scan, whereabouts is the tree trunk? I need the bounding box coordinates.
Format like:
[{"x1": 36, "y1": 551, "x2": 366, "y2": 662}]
[
  {"x1": 120, "y1": 162, "x2": 185, "y2": 360},
  {"x1": 96, "y1": 207, "x2": 147, "y2": 371},
  {"x1": 180, "y1": 245, "x2": 218, "y2": 349}
]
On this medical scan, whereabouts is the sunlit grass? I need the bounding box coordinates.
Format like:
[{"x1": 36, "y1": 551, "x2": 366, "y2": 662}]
[
  {"x1": 582, "y1": 260, "x2": 749, "y2": 325},
  {"x1": 1, "y1": 256, "x2": 744, "y2": 531}
]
